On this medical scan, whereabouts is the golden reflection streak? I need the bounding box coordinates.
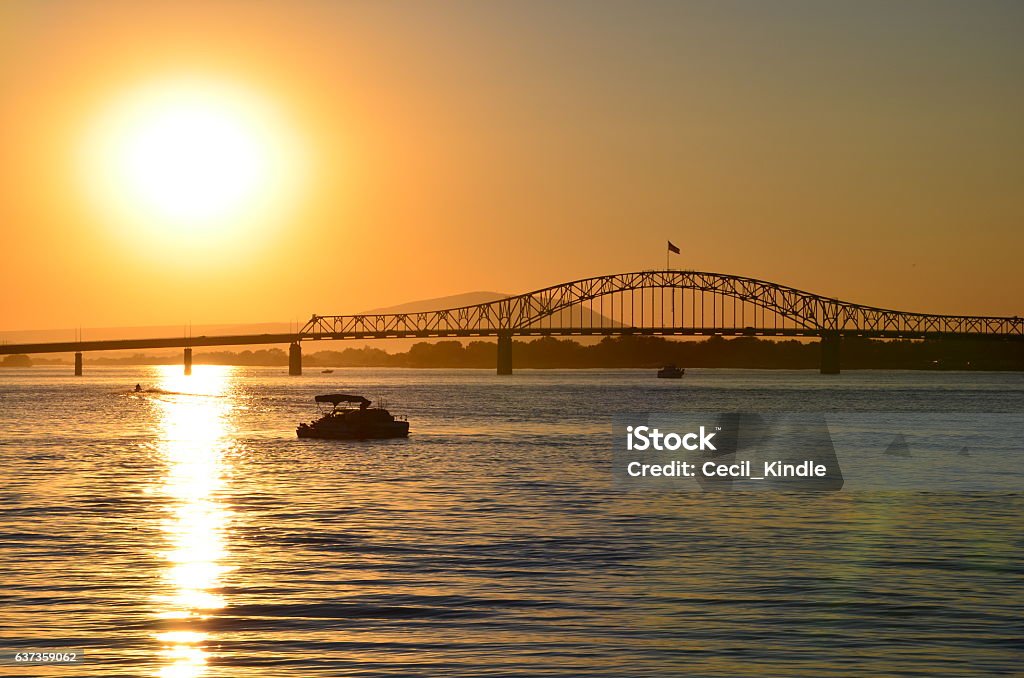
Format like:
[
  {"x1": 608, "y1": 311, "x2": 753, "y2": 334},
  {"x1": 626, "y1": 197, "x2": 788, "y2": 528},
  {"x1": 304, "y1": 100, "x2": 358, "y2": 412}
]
[{"x1": 150, "y1": 366, "x2": 235, "y2": 678}]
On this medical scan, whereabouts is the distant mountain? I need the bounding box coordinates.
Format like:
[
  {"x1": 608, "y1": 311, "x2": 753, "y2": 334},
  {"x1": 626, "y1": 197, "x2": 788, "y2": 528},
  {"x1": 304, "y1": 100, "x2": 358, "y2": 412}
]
[
  {"x1": 0, "y1": 295, "x2": 512, "y2": 344},
  {"x1": 0, "y1": 290, "x2": 621, "y2": 352},
  {"x1": 364, "y1": 290, "x2": 621, "y2": 329},
  {"x1": 0, "y1": 322, "x2": 295, "y2": 345},
  {"x1": 361, "y1": 291, "x2": 509, "y2": 314}
]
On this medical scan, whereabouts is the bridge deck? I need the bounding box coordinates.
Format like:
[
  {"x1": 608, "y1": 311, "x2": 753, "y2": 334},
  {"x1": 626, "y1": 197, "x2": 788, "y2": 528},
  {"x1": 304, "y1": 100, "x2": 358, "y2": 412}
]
[{"x1": 2, "y1": 327, "x2": 1021, "y2": 356}]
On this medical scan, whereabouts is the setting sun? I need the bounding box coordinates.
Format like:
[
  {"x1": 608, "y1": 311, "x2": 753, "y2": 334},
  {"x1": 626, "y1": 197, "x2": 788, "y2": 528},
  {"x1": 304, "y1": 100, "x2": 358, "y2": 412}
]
[{"x1": 78, "y1": 77, "x2": 306, "y2": 245}]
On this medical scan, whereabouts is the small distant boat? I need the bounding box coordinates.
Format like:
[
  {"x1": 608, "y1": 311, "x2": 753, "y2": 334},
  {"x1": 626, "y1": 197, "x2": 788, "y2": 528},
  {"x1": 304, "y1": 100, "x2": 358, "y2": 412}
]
[
  {"x1": 321, "y1": 369, "x2": 334, "y2": 374},
  {"x1": 297, "y1": 393, "x2": 409, "y2": 440},
  {"x1": 657, "y1": 364, "x2": 685, "y2": 379}
]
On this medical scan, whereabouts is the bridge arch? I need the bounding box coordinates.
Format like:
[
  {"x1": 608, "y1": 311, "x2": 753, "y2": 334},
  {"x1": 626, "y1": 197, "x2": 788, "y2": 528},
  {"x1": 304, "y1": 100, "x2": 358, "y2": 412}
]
[
  {"x1": 302, "y1": 270, "x2": 1022, "y2": 339},
  {"x1": 500, "y1": 271, "x2": 823, "y2": 332}
]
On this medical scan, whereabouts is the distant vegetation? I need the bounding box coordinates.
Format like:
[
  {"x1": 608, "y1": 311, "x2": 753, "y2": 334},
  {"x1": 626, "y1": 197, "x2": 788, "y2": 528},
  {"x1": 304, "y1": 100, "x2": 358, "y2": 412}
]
[
  {"x1": 66, "y1": 336, "x2": 1024, "y2": 370},
  {"x1": 0, "y1": 354, "x2": 32, "y2": 367}
]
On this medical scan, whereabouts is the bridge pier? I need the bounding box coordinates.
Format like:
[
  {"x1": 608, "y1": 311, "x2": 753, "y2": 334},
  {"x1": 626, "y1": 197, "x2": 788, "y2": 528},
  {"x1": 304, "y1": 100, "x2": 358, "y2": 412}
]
[
  {"x1": 497, "y1": 332, "x2": 513, "y2": 375},
  {"x1": 289, "y1": 342, "x2": 302, "y2": 376},
  {"x1": 74, "y1": 352, "x2": 83, "y2": 376},
  {"x1": 820, "y1": 333, "x2": 841, "y2": 374},
  {"x1": 184, "y1": 348, "x2": 192, "y2": 376}
]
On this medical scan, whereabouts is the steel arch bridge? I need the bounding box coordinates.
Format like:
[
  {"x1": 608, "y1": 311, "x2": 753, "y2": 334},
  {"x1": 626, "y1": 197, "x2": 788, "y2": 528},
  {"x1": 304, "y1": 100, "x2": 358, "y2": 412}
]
[
  {"x1": 2, "y1": 270, "x2": 1020, "y2": 375},
  {"x1": 299, "y1": 270, "x2": 1023, "y2": 374}
]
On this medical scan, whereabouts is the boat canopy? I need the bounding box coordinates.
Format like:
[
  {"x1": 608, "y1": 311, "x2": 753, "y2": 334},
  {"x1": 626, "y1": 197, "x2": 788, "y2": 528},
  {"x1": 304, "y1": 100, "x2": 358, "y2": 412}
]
[{"x1": 315, "y1": 394, "x2": 371, "y2": 407}]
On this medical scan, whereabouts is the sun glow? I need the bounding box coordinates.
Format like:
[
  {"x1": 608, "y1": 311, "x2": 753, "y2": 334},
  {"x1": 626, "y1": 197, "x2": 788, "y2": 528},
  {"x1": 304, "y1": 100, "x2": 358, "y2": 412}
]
[{"x1": 80, "y1": 77, "x2": 306, "y2": 247}]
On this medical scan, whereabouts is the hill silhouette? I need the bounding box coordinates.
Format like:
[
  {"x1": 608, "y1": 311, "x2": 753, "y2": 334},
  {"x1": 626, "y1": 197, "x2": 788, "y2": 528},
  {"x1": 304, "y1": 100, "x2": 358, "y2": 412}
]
[{"x1": 361, "y1": 291, "x2": 509, "y2": 314}]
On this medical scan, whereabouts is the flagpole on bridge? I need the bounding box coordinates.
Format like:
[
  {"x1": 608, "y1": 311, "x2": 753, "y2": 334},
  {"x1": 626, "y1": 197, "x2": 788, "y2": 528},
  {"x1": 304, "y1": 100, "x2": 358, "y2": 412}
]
[
  {"x1": 667, "y1": 240, "x2": 680, "y2": 327},
  {"x1": 667, "y1": 240, "x2": 679, "y2": 270}
]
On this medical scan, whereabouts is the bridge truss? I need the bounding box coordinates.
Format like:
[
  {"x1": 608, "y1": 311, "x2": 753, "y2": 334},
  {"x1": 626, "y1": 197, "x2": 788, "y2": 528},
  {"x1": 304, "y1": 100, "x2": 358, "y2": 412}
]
[{"x1": 300, "y1": 270, "x2": 1023, "y2": 341}]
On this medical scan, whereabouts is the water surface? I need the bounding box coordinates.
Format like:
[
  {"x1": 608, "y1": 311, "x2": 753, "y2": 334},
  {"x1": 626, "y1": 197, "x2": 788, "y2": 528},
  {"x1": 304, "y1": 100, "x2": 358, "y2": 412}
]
[{"x1": 1, "y1": 367, "x2": 1021, "y2": 676}]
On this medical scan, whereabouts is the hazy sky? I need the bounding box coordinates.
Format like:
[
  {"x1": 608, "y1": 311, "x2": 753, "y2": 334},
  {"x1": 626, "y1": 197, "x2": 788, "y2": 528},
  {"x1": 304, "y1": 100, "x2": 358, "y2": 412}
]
[{"x1": 1, "y1": 0, "x2": 1022, "y2": 332}]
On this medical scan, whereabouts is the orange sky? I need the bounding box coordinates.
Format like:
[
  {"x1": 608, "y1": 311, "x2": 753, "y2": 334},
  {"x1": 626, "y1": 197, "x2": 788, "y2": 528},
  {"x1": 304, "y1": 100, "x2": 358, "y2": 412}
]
[{"x1": 1, "y1": 1, "x2": 1022, "y2": 333}]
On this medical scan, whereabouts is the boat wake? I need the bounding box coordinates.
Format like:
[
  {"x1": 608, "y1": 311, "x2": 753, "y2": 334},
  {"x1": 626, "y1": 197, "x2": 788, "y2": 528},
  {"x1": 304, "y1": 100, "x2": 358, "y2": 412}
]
[{"x1": 122, "y1": 388, "x2": 222, "y2": 397}]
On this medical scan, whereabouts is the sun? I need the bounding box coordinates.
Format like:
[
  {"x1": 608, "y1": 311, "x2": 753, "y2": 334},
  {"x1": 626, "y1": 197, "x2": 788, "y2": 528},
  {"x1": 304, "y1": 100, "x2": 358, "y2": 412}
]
[
  {"x1": 79, "y1": 76, "x2": 305, "y2": 246},
  {"x1": 117, "y1": 92, "x2": 269, "y2": 224}
]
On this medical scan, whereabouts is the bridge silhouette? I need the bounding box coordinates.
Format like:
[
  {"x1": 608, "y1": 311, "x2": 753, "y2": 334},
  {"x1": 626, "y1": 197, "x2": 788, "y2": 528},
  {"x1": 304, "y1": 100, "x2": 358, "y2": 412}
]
[{"x1": 3, "y1": 270, "x2": 1021, "y2": 375}]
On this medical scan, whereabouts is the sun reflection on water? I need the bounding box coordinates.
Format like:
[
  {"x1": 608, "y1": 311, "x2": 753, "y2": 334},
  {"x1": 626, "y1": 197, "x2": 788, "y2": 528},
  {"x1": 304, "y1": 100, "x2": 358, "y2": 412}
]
[{"x1": 150, "y1": 365, "x2": 235, "y2": 678}]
